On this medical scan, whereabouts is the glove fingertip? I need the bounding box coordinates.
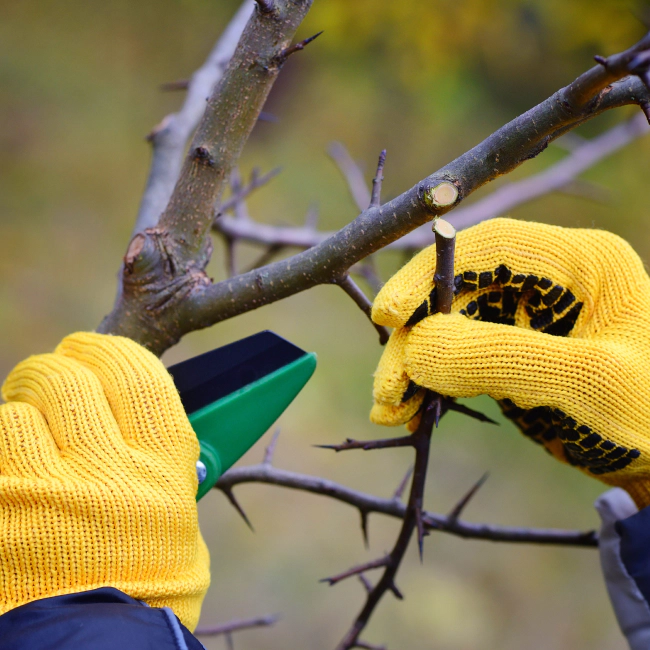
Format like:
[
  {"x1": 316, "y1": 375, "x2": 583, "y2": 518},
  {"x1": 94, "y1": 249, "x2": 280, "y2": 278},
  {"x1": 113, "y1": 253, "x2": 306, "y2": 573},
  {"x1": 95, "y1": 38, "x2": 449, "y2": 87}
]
[{"x1": 370, "y1": 390, "x2": 424, "y2": 427}]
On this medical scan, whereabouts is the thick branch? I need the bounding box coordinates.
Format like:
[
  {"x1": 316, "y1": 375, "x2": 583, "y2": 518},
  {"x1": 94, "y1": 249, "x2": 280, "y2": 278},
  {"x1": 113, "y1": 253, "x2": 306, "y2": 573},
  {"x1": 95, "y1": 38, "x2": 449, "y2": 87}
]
[
  {"x1": 99, "y1": 0, "x2": 315, "y2": 351},
  {"x1": 181, "y1": 79, "x2": 649, "y2": 347},
  {"x1": 213, "y1": 112, "x2": 649, "y2": 251},
  {"x1": 156, "y1": 0, "x2": 314, "y2": 255},
  {"x1": 135, "y1": 0, "x2": 254, "y2": 236},
  {"x1": 101, "y1": 34, "x2": 650, "y2": 355},
  {"x1": 215, "y1": 463, "x2": 598, "y2": 547}
]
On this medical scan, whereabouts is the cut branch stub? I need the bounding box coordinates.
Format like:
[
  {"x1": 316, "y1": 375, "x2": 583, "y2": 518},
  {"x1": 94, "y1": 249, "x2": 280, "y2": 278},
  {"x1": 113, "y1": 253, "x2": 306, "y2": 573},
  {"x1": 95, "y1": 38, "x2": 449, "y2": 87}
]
[{"x1": 424, "y1": 181, "x2": 459, "y2": 210}]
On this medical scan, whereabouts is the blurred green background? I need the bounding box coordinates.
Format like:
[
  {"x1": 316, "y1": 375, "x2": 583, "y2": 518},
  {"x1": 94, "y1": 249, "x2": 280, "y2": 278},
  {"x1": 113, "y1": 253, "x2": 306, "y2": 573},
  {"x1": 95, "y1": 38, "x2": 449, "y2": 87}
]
[{"x1": 2, "y1": 0, "x2": 650, "y2": 648}]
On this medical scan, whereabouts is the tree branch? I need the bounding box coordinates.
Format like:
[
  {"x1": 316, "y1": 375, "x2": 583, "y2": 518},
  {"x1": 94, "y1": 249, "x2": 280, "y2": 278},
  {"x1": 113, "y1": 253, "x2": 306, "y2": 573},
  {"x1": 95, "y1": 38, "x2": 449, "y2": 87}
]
[
  {"x1": 332, "y1": 275, "x2": 390, "y2": 345},
  {"x1": 328, "y1": 142, "x2": 372, "y2": 212},
  {"x1": 176, "y1": 79, "x2": 649, "y2": 354},
  {"x1": 214, "y1": 463, "x2": 598, "y2": 547},
  {"x1": 134, "y1": 0, "x2": 254, "y2": 236},
  {"x1": 99, "y1": 0, "x2": 315, "y2": 352},
  {"x1": 213, "y1": 109, "x2": 649, "y2": 256},
  {"x1": 195, "y1": 614, "x2": 280, "y2": 637},
  {"x1": 101, "y1": 25, "x2": 650, "y2": 359}
]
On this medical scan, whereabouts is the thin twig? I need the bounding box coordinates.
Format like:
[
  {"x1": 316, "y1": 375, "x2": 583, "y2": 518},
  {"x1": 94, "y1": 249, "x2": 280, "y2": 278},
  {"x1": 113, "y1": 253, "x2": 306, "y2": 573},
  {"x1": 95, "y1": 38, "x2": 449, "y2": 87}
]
[
  {"x1": 392, "y1": 466, "x2": 414, "y2": 501},
  {"x1": 328, "y1": 142, "x2": 372, "y2": 212},
  {"x1": 134, "y1": 1, "x2": 254, "y2": 236},
  {"x1": 358, "y1": 574, "x2": 373, "y2": 593},
  {"x1": 334, "y1": 275, "x2": 390, "y2": 345},
  {"x1": 216, "y1": 167, "x2": 282, "y2": 217},
  {"x1": 321, "y1": 556, "x2": 391, "y2": 587},
  {"x1": 263, "y1": 428, "x2": 281, "y2": 465},
  {"x1": 315, "y1": 435, "x2": 414, "y2": 452},
  {"x1": 447, "y1": 473, "x2": 490, "y2": 522},
  {"x1": 215, "y1": 463, "x2": 599, "y2": 547},
  {"x1": 195, "y1": 614, "x2": 280, "y2": 637},
  {"x1": 369, "y1": 150, "x2": 386, "y2": 208}
]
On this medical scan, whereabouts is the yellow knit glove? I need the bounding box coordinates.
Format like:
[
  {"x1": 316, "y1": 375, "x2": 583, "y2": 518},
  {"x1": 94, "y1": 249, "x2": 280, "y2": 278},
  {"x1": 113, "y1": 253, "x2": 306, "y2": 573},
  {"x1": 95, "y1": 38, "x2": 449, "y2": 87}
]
[
  {"x1": 371, "y1": 218, "x2": 650, "y2": 508},
  {"x1": 0, "y1": 332, "x2": 210, "y2": 630}
]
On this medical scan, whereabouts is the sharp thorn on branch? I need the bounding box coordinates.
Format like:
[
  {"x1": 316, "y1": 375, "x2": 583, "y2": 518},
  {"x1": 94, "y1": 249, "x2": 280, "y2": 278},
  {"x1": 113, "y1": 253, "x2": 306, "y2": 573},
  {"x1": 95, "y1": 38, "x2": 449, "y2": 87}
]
[
  {"x1": 434, "y1": 395, "x2": 443, "y2": 428},
  {"x1": 222, "y1": 488, "x2": 255, "y2": 532},
  {"x1": 388, "y1": 580, "x2": 404, "y2": 600},
  {"x1": 445, "y1": 400, "x2": 499, "y2": 425},
  {"x1": 392, "y1": 465, "x2": 414, "y2": 501},
  {"x1": 447, "y1": 473, "x2": 490, "y2": 522},
  {"x1": 314, "y1": 435, "x2": 414, "y2": 452},
  {"x1": 360, "y1": 510, "x2": 370, "y2": 548},
  {"x1": 641, "y1": 101, "x2": 650, "y2": 125},
  {"x1": 415, "y1": 506, "x2": 426, "y2": 562},
  {"x1": 369, "y1": 149, "x2": 387, "y2": 208},
  {"x1": 263, "y1": 428, "x2": 281, "y2": 465},
  {"x1": 258, "y1": 110, "x2": 280, "y2": 123},
  {"x1": 160, "y1": 79, "x2": 190, "y2": 92},
  {"x1": 593, "y1": 54, "x2": 608, "y2": 66},
  {"x1": 277, "y1": 31, "x2": 323, "y2": 63}
]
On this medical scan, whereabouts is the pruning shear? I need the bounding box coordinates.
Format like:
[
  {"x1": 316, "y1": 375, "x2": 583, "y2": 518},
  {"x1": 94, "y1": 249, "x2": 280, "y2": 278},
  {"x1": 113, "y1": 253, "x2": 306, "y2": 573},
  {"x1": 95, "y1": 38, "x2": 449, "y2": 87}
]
[{"x1": 167, "y1": 331, "x2": 317, "y2": 500}]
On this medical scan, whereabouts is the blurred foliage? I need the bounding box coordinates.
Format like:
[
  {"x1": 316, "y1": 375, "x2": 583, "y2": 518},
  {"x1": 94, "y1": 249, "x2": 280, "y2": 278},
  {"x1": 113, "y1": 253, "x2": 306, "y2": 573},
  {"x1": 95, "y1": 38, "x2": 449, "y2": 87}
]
[{"x1": 1, "y1": 0, "x2": 650, "y2": 648}]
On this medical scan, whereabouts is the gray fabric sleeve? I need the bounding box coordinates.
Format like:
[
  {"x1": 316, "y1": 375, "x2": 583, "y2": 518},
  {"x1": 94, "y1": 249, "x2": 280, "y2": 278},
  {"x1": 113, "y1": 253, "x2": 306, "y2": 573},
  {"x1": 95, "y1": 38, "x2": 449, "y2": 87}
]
[{"x1": 595, "y1": 488, "x2": 650, "y2": 650}]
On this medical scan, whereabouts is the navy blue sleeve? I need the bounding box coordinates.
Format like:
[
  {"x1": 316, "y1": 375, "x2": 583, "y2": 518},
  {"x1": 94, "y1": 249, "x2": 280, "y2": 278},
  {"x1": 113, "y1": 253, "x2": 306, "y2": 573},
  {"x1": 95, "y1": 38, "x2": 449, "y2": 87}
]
[
  {"x1": 616, "y1": 504, "x2": 650, "y2": 606},
  {"x1": 0, "y1": 587, "x2": 205, "y2": 650}
]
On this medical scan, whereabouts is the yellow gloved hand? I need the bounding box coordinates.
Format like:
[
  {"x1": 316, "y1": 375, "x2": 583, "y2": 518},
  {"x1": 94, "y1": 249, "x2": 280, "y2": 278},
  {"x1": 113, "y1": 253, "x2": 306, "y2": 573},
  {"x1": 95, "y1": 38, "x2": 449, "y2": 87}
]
[
  {"x1": 371, "y1": 218, "x2": 650, "y2": 508},
  {"x1": 0, "y1": 332, "x2": 210, "y2": 630}
]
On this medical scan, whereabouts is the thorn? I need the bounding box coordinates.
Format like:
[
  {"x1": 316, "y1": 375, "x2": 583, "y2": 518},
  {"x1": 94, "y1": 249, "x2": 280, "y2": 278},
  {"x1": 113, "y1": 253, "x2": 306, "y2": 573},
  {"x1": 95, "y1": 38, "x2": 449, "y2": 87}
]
[
  {"x1": 392, "y1": 466, "x2": 414, "y2": 500},
  {"x1": 255, "y1": 0, "x2": 276, "y2": 14},
  {"x1": 160, "y1": 79, "x2": 189, "y2": 92},
  {"x1": 223, "y1": 488, "x2": 255, "y2": 532},
  {"x1": 641, "y1": 101, "x2": 650, "y2": 126},
  {"x1": 314, "y1": 435, "x2": 414, "y2": 452},
  {"x1": 360, "y1": 510, "x2": 369, "y2": 548},
  {"x1": 258, "y1": 111, "x2": 280, "y2": 123},
  {"x1": 434, "y1": 395, "x2": 442, "y2": 428},
  {"x1": 445, "y1": 401, "x2": 499, "y2": 425},
  {"x1": 369, "y1": 149, "x2": 387, "y2": 208},
  {"x1": 388, "y1": 580, "x2": 404, "y2": 600},
  {"x1": 358, "y1": 574, "x2": 373, "y2": 593},
  {"x1": 415, "y1": 506, "x2": 426, "y2": 562},
  {"x1": 593, "y1": 54, "x2": 608, "y2": 66},
  {"x1": 226, "y1": 632, "x2": 234, "y2": 650},
  {"x1": 278, "y1": 31, "x2": 323, "y2": 62},
  {"x1": 447, "y1": 473, "x2": 490, "y2": 522},
  {"x1": 263, "y1": 428, "x2": 281, "y2": 465}
]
